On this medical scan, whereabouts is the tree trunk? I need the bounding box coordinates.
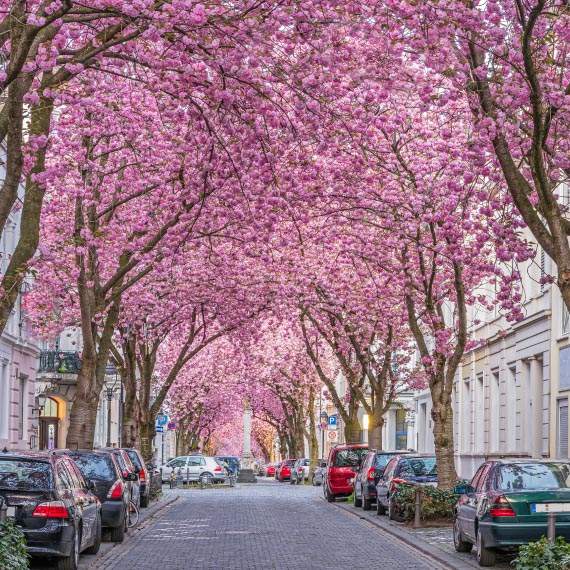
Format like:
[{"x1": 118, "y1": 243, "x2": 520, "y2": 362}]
[
  {"x1": 307, "y1": 389, "x2": 319, "y2": 481},
  {"x1": 66, "y1": 358, "x2": 99, "y2": 450},
  {"x1": 368, "y1": 415, "x2": 384, "y2": 450},
  {"x1": 344, "y1": 399, "x2": 362, "y2": 443},
  {"x1": 140, "y1": 419, "x2": 156, "y2": 463},
  {"x1": 122, "y1": 394, "x2": 141, "y2": 449},
  {"x1": 432, "y1": 402, "x2": 457, "y2": 489}
]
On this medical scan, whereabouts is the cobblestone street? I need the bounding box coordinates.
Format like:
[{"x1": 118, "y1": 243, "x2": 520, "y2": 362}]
[{"x1": 88, "y1": 481, "x2": 448, "y2": 570}]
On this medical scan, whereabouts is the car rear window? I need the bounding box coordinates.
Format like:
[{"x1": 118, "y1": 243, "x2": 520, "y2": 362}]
[
  {"x1": 374, "y1": 454, "x2": 396, "y2": 469},
  {"x1": 333, "y1": 448, "x2": 368, "y2": 467},
  {"x1": 69, "y1": 454, "x2": 115, "y2": 481},
  {"x1": 496, "y1": 463, "x2": 570, "y2": 491},
  {"x1": 0, "y1": 459, "x2": 53, "y2": 490},
  {"x1": 397, "y1": 457, "x2": 437, "y2": 477},
  {"x1": 302, "y1": 459, "x2": 310, "y2": 466},
  {"x1": 126, "y1": 450, "x2": 142, "y2": 470}
]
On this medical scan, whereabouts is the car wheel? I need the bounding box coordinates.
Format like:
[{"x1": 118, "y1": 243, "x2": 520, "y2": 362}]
[
  {"x1": 476, "y1": 530, "x2": 496, "y2": 567},
  {"x1": 56, "y1": 527, "x2": 79, "y2": 570},
  {"x1": 110, "y1": 518, "x2": 126, "y2": 543},
  {"x1": 84, "y1": 515, "x2": 101, "y2": 555},
  {"x1": 140, "y1": 493, "x2": 149, "y2": 508},
  {"x1": 200, "y1": 472, "x2": 213, "y2": 485},
  {"x1": 362, "y1": 496, "x2": 372, "y2": 511},
  {"x1": 353, "y1": 485, "x2": 362, "y2": 508},
  {"x1": 290, "y1": 477, "x2": 295, "y2": 485},
  {"x1": 376, "y1": 498, "x2": 386, "y2": 516},
  {"x1": 453, "y1": 517, "x2": 473, "y2": 553},
  {"x1": 324, "y1": 485, "x2": 335, "y2": 503}
]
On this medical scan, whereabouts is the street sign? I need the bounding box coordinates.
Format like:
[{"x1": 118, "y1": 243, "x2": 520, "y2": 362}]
[
  {"x1": 156, "y1": 426, "x2": 164, "y2": 433},
  {"x1": 327, "y1": 430, "x2": 338, "y2": 442},
  {"x1": 327, "y1": 414, "x2": 338, "y2": 428},
  {"x1": 167, "y1": 421, "x2": 176, "y2": 430},
  {"x1": 320, "y1": 411, "x2": 328, "y2": 421},
  {"x1": 156, "y1": 414, "x2": 168, "y2": 427}
]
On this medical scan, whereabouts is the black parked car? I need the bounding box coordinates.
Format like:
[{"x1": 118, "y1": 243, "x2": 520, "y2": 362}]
[
  {"x1": 101, "y1": 448, "x2": 141, "y2": 509},
  {"x1": 0, "y1": 450, "x2": 101, "y2": 570},
  {"x1": 353, "y1": 450, "x2": 407, "y2": 510},
  {"x1": 375, "y1": 454, "x2": 437, "y2": 519},
  {"x1": 58, "y1": 450, "x2": 132, "y2": 543},
  {"x1": 122, "y1": 448, "x2": 150, "y2": 507}
]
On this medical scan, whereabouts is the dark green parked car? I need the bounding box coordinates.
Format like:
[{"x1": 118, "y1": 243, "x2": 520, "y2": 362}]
[{"x1": 454, "y1": 459, "x2": 570, "y2": 567}]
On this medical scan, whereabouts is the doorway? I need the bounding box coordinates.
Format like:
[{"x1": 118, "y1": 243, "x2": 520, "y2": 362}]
[{"x1": 39, "y1": 397, "x2": 60, "y2": 450}]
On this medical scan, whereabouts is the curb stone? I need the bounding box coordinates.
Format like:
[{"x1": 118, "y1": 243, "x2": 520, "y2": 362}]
[
  {"x1": 82, "y1": 494, "x2": 179, "y2": 569},
  {"x1": 332, "y1": 500, "x2": 481, "y2": 570}
]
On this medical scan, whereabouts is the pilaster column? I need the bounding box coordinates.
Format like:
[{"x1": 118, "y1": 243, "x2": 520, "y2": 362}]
[{"x1": 529, "y1": 357, "x2": 543, "y2": 458}]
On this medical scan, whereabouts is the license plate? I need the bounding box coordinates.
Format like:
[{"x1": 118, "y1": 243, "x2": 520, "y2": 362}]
[
  {"x1": 532, "y1": 503, "x2": 570, "y2": 513},
  {"x1": 6, "y1": 506, "x2": 16, "y2": 518}
]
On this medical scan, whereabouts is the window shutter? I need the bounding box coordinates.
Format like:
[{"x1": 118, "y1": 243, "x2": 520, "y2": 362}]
[{"x1": 559, "y1": 399, "x2": 568, "y2": 459}]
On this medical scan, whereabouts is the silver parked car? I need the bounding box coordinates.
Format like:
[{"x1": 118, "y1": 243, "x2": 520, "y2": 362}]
[
  {"x1": 291, "y1": 458, "x2": 310, "y2": 484},
  {"x1": 311, "y1": 460, "x2": 327, "y2": 486},
  {"x1": 161, "y1": 455, "x2": 227, "y2": 484}
]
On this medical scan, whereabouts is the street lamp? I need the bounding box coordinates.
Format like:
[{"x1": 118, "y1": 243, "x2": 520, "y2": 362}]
[{"x1": 105, "y1": 369, "x2": 120, "y2": 448}]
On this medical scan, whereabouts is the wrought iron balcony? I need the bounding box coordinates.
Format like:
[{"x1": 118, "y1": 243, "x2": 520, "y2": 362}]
[{"x1": 38, "y1": 351, "x2": 82, "y2": 374}]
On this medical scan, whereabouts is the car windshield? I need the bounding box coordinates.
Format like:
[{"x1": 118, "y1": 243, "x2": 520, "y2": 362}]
[
  {"x1": 125, "y1": 450, "x2": 142, "y2": 470},
  {"x1": 496, "y1": 463, "x2": 570, "y2": 491},
  {"x1": 69, "y1": 454, "x2": 115, "y2": 481},
  {"x1": 0, "y1": 459, "x2": 53, "y2": 490},
  {"x1": 333, "y1": 448, "x2": 368, "y2": 467},
  {"x1": 398, "y1": 457, "x2": 437, "y2": 477}
]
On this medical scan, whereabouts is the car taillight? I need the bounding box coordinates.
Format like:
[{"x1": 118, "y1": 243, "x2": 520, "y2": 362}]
[
  {"x1": 107, "y1": 479, "x2": 124, "y2": 500},
  {"x1": 390, "y1": 477, "x2": 407, "y2": 492},
  {"x1": 33, "y1": 501, "x2": 69, "y2": 519},
  {"x1": 214, "y1": 466, "x2": 223, "y2": 472},
  {"x1": 367, "y1": 467, "x2": 376, "y2": 481},
  {"x1": 489, "y1": 495, "x2": 516, "y2": 517},
  {"x1": 139, "y1": 468, "x2": 146, "y2": 482}
]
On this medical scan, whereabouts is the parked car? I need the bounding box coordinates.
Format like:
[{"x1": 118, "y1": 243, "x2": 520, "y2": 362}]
[
  {"x1": 312, "y1": 460, "x2": 327, "y2": 486},
  {"x1": 0, "y1": 450, "x2": 102, "y2": 570},
  {"x1": 122, "y1": 448, "x2": 151, "y2": 507},
  {"x1": 375, "y1": 454, "x2": 437, "y2": 519},
  {"x1": 454, "y1": 459, "x2": 570, "y2": 567},
  {"x1": 272, "y1": 462, "x2": 282, "y2": 478},
  {"x1": 215, "y1": 455, "x2": 240, "y2": 476},
  {"x1": 323, "y1": 444, "x2": 369, "y2": 501},
  {"x1": 353, "y1": 450, "x2": 408, "y2": 510},
  {"x1": 266, "y1": 463, "x2": 277, "y2": 477},
  {"x1": 101, "y1": 448, "x2": 140, "y2": 508},
  {"x1": 291, "y1": 458, "x2": 310, "y2": 485},
  {"x1": 59, "y1": 449, "x2": 132, "y2": 543},
  {"x1": 160, "y1": 455, "x2": 226, "y2": 483},
  {"x1": 277, "y1": 459, "x2": 296, "y2": 481}
]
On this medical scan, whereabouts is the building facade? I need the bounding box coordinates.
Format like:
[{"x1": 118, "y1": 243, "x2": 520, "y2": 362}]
[{"x1": 0, "y1": 185, "x2": 41, "y2": 451}]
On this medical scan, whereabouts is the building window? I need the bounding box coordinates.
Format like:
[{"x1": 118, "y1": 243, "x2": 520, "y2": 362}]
[
  {"x1": 395, "y1": 409, "x2": 407, "y2": 450},
  {"x1": 490, "y1": 370, "x2": 500, "y2": 452},
  {"x1": 463, "y1": 378, "x2": 472, "y2": 451},
  {"x1": 18, "y1": 373, "x2": 27, "y2": 440},
  {"x1": 563, "y1": 301, "x2": 570, "y2": 335},
  {"x1": 560, "y1": 347, "x2": 570, "y2": 390},
  {"x1": 558, "y1": 399, "x2": 569, "y2": 459},
  {"x1": 476, "y1": 373, "x2": 484, "y2": 451}
]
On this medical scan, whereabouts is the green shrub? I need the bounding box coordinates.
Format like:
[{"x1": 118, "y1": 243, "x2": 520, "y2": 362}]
[
  {"x1": 0, "y1": 519, "x2": 29, "y2": 570},
  {"x1": 392, "y1": 483, "x2": 460, "y2": 522},
  {"x1": 513, "y1": 537, "x2": 570, "y2": 570}
]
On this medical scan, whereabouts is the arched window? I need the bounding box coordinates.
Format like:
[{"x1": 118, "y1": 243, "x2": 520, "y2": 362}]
[{"x1": 40, "y1": 397, "x2": 58, "y2": 418}]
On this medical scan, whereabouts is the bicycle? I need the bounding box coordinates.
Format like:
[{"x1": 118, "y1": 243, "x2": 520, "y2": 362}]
[{"x1": 127, "y1": 499, "x2": 139, "y2": 528}]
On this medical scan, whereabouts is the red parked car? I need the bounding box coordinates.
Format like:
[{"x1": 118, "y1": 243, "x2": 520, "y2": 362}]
[
  {"x1": 277, "y1": 459, "x2": 296, "y2": 481},
  {"x1": 266, "y1": 464, "x2": 276, "y2": 477},
  {"x1": 323, "y1": 444, "x2": 368, "y2": 502}
]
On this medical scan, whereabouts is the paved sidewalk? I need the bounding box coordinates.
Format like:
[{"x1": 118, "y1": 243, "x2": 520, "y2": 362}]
[
  {"x1": 334, "y1": 499, "x2": 513, "y2": 569},
  {"x1": 88, "y1": 480, "x2": 449, "y2": 569}
]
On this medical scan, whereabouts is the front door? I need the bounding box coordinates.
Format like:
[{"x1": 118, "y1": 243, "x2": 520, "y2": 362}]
[{"x1": 39, "y1": 418, "x2": 59, "y2": 450}]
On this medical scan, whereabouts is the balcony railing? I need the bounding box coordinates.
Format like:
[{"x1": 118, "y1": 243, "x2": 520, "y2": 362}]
[{"x1": 38, "y1": 351, "x2": 82, "y2": 374}]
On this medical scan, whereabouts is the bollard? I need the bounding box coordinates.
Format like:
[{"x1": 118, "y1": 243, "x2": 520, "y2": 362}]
[
  {"x1": 413, "y1": 487, "x2": 422, "y2": 529},
  {"x1": 186, "y1": 467, "x2": 190, "y2": 486},
  {"x1": 0, "y1": 497, "x2": 6, "y2": 523},
  {"x1": 547, "y1": 512, "x2": 556, "y2": 544}
]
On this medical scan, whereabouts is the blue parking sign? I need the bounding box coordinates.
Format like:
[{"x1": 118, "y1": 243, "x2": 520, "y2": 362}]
[{"x1": 328, "y1": 414, "x2": 338, "y2": 427}]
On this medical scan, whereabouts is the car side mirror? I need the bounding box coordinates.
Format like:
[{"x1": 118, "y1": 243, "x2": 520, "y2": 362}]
[
  {"x1": 88, "y1": 479, "x2": 97, "y2": 492},
  {"x1": 123, "y1": 472, "x2": 138, "y2": 482},
  {"x1": 453, "y1": 483, "x2": 474, "y2": 495},
  {"x1": 320, "y1": 461, "x2": 327, "y2": 468}
]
